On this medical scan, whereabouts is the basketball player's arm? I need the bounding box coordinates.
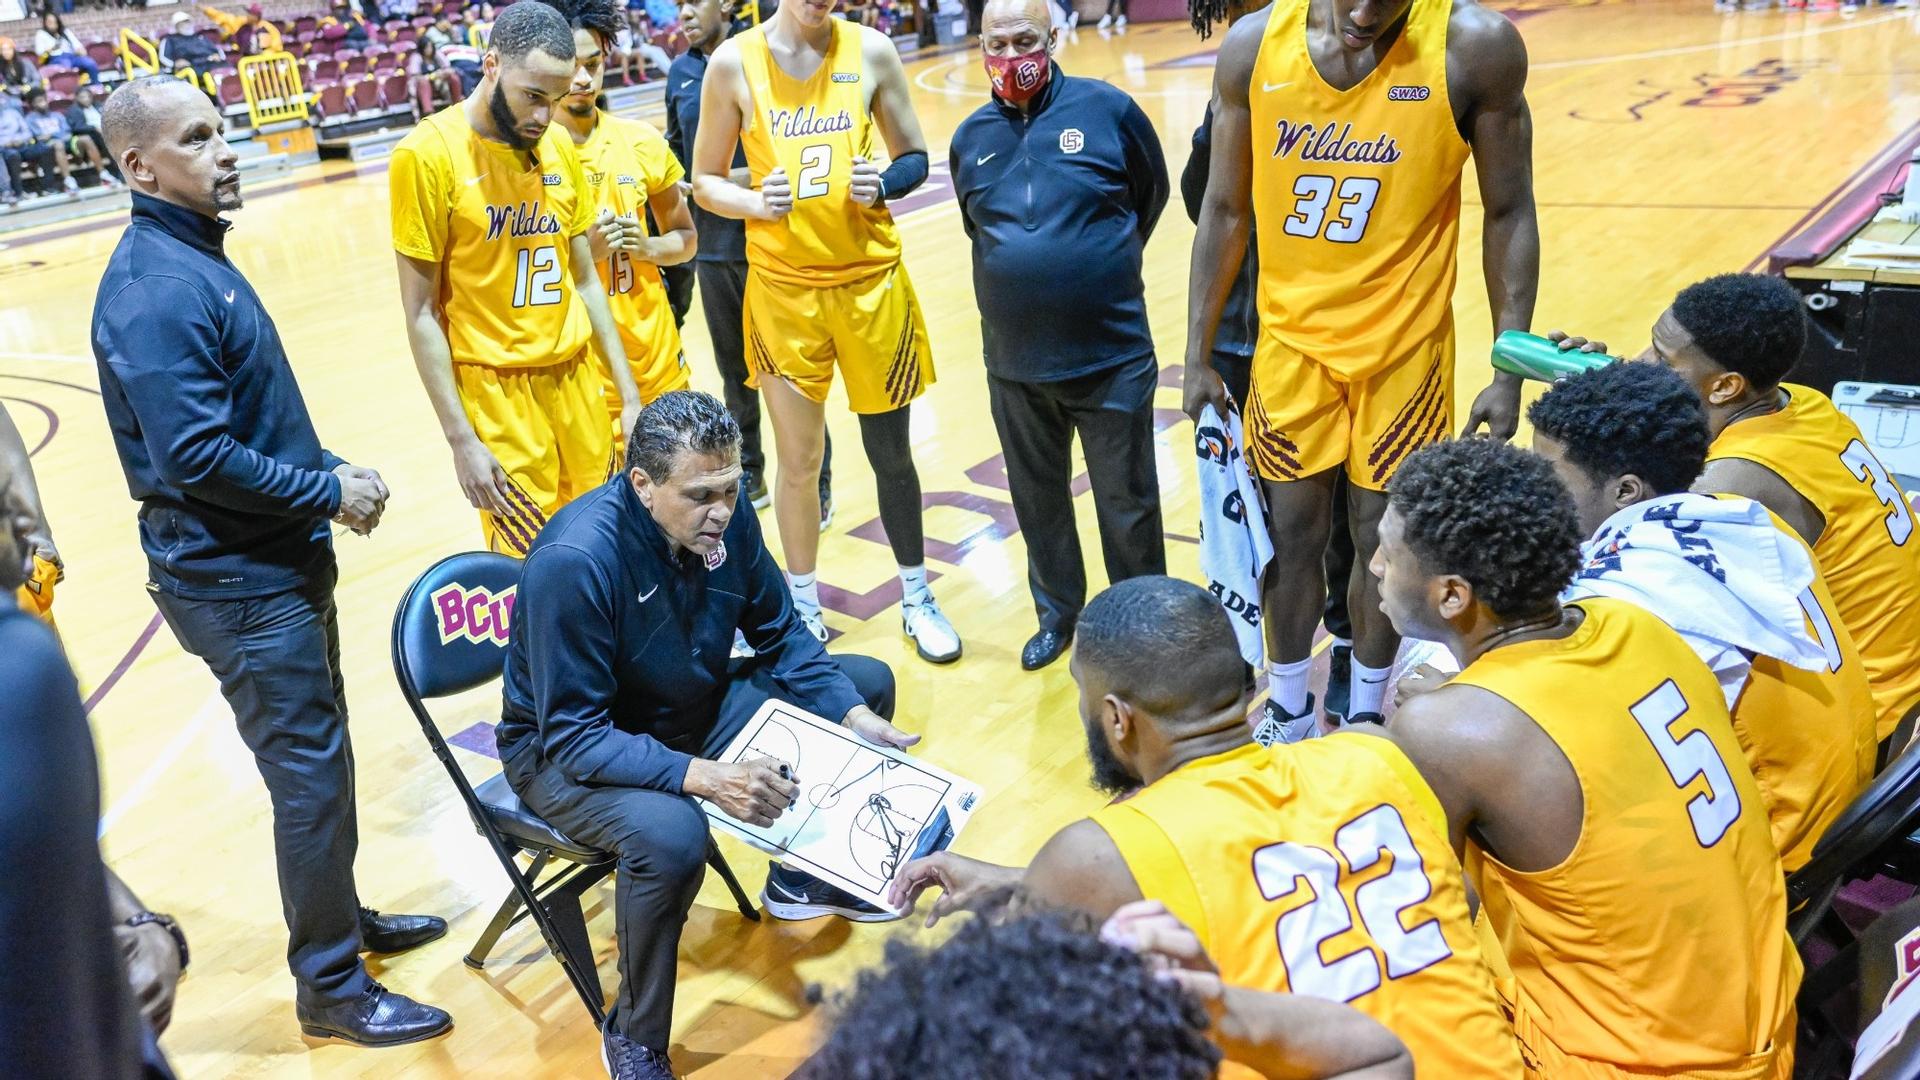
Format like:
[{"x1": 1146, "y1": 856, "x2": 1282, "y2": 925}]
[
  {"x1": 395, "y1": 251, "x2": 515, "y2": 516},
  {"x1": 1181, "y1": 9, "x2": 1264, "y2": 421},
  {"x1": 1697, "y1": 457, "x2": 1826, "y2": 548},
  {"x1": 1022, "y1": 819, "x2": 1147, "y2": 920},
  {"x1": 1456, "y1": 7, "x2": 1537, "y2": 441},
  {"x1": 0, "y1": 402, "x2": 56, "y2": 571},
  {"x1": 861, "y1": 28, "x2": 930, "y2": 204},
  {"x1": 690, "y1": 43, "x2": 789, "y2": 221},
  {"x1": 569, "y1": 233, "x2": 644, "y2": 437},
  {"x1": 632, "y1": 183, "x2": 697, "y2": 266}
]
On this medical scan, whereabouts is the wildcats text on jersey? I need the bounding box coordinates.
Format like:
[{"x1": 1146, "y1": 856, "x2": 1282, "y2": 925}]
[
  {"x1": 1271, "y1": 120, "x2": 1403, "y2": 164},
  {"x1": 484, "y1": 202, "x2": 565, "y2": 242},
  {"x1": 768, "y1": 105, "x2": 855, "y2": 139}
]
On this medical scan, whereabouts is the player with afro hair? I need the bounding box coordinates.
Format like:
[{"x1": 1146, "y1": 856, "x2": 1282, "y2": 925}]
[{"x1": 1526, "y1": 360, "x2": 1709, "y2": 533}]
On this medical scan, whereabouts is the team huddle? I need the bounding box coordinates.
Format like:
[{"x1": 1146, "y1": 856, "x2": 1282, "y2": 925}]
[{"x1": 30, "y1": 0, "x2": 1917, "y2": 1072}]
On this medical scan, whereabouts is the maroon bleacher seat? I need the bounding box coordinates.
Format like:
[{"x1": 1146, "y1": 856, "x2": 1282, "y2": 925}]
[
  {"x1": 296, "y1": 14, "x2": 319, "y2": 34},
  {"x1": 48, "y1": 94, "x2": 73, "y2": 115},
  {"x1": 347, "y1": 77, "x2": 379, "y2": 115},
  {"x1": 312, "y1": 80, "x2": 349, "y2": 123},
  {"x1": 45, "y1": 69, "x2": 82, "y2": 96},
  {"x1": 341, "y1": 54, "x2": 368, "y2": 76},
  {"x1": 393, "y1": 27, "x2": 417, "y2": 44},
  {"x1": 410, "y1": 15, "x2": 436, "y2": 27},
  {"x1": 379, "y1": 71, "x2": 413, "y2": 115},
  {"x1": 320, "y1": 22, "x2": 349, "y2": 41},
  {"x1": 217, "y1": 74, "x2": 247, "y2": 111},
  {"x1": 86, "y1": 40, "x2": 117, "y2": 70},
  {"x1": 310, "y1": 57, "x2": 341, "y2": 81},
  {"x1": 296, "y1": 28, "x2": 319, "y2": 49}
]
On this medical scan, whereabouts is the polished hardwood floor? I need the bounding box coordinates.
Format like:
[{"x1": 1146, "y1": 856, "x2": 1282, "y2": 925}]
[{"x1": 3, "y1": 1, "x2": 1916, "y2": 1074}]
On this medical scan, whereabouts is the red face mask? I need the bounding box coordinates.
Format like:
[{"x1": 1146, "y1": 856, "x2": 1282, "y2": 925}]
[{"x1": 985, "y1": 47, "x2": 1050, "y2": 104}]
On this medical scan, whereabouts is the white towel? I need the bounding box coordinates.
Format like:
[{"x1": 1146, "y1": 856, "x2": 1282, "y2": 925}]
[
  {"x1": 1564, "y1": 493, "x2": 1830, "y2": 708},
  {"x1": 1196, "y1": 404, "x2": 1273, "y2": 667}
]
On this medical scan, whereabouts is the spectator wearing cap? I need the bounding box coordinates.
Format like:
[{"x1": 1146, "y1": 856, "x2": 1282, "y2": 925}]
[
  {"x1": 159, "y1": 13, "x2": 223, "y2": 86},
  {"x1": 34, "y1": 13, "x2": 101, "y2": 85},
  {"x1": 0, "y1": 90, "x2": 78, "y2": 198},
  {"x1": 947, "y1": 0, "x2": 1169, "y2": 672},
  {"x1": 202, "y1": 4, "x2": 285, "y2": 56},
  {"x1": 0, "y1": 38, "x2": 41, "y2": 98},
  {"x1": 322, "y1": 0, "x2": 372, "y2": 47}
]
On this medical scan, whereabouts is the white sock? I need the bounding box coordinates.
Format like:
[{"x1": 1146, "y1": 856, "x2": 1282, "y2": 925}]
[
  {"x1": 788, "y1": 571, "x2": 821, "y2": 615},
  {"x1": 898, "y1": 563, "x2": 931, "y2": 607},
  {"x1": 1267, "y1": 658, "x2": 1313, "y2": 716},
  {"x1": 1351, "y1": 660, "x2": 1391, "y2": 717}
]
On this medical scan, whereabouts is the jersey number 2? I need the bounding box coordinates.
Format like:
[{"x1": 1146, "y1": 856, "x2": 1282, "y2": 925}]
[
  {"x1": 1631, "y1": 679, "x2": 1741, "y2": 846},
  {"x1": 512, "y1": 245, "x2": 563, "y2": 308},
  {"x1": 1283, "y1": 175, "x2": 1381, "y2": 244},
  {"x1": 1250, "y1": 805, "x2": 1452, "y2": 1003},
  {"x1": 1841, "y1": 438, "x2": 1914, "y2": 546},
  {"x1": 796, "y1": 144, "x2": 832, "y2": 199}
]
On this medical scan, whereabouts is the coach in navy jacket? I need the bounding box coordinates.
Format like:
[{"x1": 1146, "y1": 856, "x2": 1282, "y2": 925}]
[
  {"x1": 496, "y1": 391, "x2": 913, "y2": 1065},
  {"x1": 948, "y1": 2, "x2": 1169, "y2": 672},
  {"x1": 89, "y1": 76, "x2": 448, "y2": 1048}
]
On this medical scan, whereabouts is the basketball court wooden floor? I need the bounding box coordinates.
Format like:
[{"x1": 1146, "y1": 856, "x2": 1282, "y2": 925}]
[{"x1": 2, "y1": 2, "x2": 1916, "y2": 1074}]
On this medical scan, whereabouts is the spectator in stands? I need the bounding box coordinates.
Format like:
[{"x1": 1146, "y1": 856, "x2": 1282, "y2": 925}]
[
  {"x1": 385, "y1": 0, "x2": 421, "y2": 20},
  {"x1": 421, "y1": 15, "x2": 455, "y2": 47},
  {"x1": 0, "y1": 156, "x2": 15, "y2": 208},
  {"x1": 469, "y1": 1, "x2": 498, "y2": 44},
  {"x1": 25, "y1": 87, "x2": 111, "y2": 187},
  {"x1": 65, "y1": 85, "x2": 118, "y2": 181},
  {"x1": 0, "y1": 90, "x2": 76, "y2": 197},
  {"x1": 203, "y1": 4, "x2": 285, "y2": 56},
  {"x1": 323, "y1": 0, "x2": 373, "y2": 46},
  {"x1": 159, "y1": 12, "x2": 223, "y2": 85},
  {"x1": 405, "y1": 36, "x2": 464, "y2": 115},
  {"x1": 34, "y1": 13, "x2": 100, "y2": 84},
  {"x1": 620, "y1": 12, "x2": 674, "y2": 77},
  {"x1": 0, "y1": 38, "x2": 42, "y2": 97}
]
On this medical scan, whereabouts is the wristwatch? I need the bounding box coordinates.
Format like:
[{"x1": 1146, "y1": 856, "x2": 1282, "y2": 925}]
[{"x1": 125, "y1": 911, "x2": 190, "y2": 972}]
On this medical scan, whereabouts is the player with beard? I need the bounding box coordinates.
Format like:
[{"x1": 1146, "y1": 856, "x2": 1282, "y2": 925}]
[
  {"x1": 391, "y1": 1, "x2": 646, "y2": 556},
  {"x1": 888, "y1": 576, "x2": 1521, "y2": 1077},
  {"x1": 537, "y1": 0, "x2": 698, "y2": 433}
]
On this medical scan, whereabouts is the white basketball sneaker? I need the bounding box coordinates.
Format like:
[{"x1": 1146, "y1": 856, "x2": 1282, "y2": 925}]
[{"x1": 901, "y1": 595, "x2": 962, "y2": 664}]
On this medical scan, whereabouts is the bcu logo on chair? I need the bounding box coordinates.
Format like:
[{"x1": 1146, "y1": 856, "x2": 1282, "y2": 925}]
[{"x1": 432, "y1": 582, "x2": 518, "y2": 647}]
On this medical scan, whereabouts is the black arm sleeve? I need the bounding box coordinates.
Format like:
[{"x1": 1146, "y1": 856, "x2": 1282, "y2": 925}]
[
  {"x1": 1181, "y1": 108, "x2": 1213, "y2": 224},
  {"x1": 878, "y1": 150, "x2": 930, "y2": 203}
]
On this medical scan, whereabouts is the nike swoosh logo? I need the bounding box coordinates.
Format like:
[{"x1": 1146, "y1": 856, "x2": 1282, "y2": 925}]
[
  {"x1": 1262, "y1": 81, "x2": 1293, "y2": 92},
  {"x1": 638, "y1": 584, "x2": 659, "y2": 603},
  {"x1": 680, "y1": 79, "x2": 694, "y2": 88},
  {"x1": 1359, "y1": 675, "x2": 1389, "y2": 683},
  {"x1": 223, "y1": 290, "x2": 235, "y2": 303},
  {"x1": 465, "y1": 173, "x2": 488, "y2": 185},
  {"x1": 975, "y1": 152, "x2": 996, "y2": 165}
]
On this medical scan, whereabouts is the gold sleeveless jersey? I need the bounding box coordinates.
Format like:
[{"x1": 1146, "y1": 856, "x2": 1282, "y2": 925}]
[
  {"x1": 1093, "y1": 737, "x2": 1522, "y2": 1077},
  {"x1": 575, "y1": 114, "x2": 688, "y2": 402},
  {"x1": 1735, "y1": 506, "x2": 1875, "y2": 873},
  {"x1": 389, "y1": 105, "x2": 595, "y2": 369},
  {"x1": 1454, "y1": 599, "x2": 1799, "y2": 1074},
  {"x1": 735, "y1": 20, "x2": 901, "y2": 287},
  {"x1": 1708, "y1": 385, "x2": 1920, "y2": 740},
  {"x1": 1247, "y1": 0, "x2": 1471, "y2": 376}
]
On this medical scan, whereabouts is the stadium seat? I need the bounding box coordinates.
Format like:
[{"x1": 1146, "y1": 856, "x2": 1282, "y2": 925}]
[
  {"x1": 46, "y1": 69, "x2": 82, "y2": 97},
  {"x1": 310, "y1": 57, "x2": 340, "y2": 83},
  {"x1": 295, "y1": 14, "x2": 318, "y2": 35},
  {"x1": 411, "y1": 15, "x2": 437, "y2": 28},
  {"x1": 394, "y1": 27, "x2": 418, "y2": 44},
  {"x1": 217, "y1": 74, "x2": 248, "y2": 116},
  {"x1": 347, "y1": 77, "x2": 380, "y2": 116},
  {"x1": 340, "y1": 52, "x2": 369, "y2": 78},
  {"x1": 390, "y1": 551, "x2": 757, "y2": 1024},
  {"x1": 379, "y1": 72, "x2": 413, "y2": 116},
  {"x1": 47, "y1": 95, "x2": 72, "y2": 116},
  {"x1": 311, "y1": 80, "x2": 351, "y2": 125},
  {"x1": 85, "y1": 39, "x2": 117, "y2": 72}
]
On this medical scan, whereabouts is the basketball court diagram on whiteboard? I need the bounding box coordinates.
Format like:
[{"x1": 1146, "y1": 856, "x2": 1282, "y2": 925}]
[{"x1": 700, "y1": 701, "x2": 983, "y2": 906}]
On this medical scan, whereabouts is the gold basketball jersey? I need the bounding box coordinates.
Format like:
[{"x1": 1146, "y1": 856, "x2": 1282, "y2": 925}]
[
  {"x1": 1453, "y1": 598, "x2": 1799, "y2": 1075},
  {"x1": 1247, "y1": 0, "x2": 1470, "y2": 376},
  {"x1": 735, "y1": 20, "x2": 901, "y2": 287},
  {"x1": 389, "y1": 105, "x2": 595, "y2": 369},
  {"x1": 1709, "y1": 385, "x2": 1920, "y2": 741},
  {"x1": 1092, "y1": 737, "x2": 1522, "y2": 1078},
  {"x1": 575, "y1": 113, "x2": 687, "y2": 401}
]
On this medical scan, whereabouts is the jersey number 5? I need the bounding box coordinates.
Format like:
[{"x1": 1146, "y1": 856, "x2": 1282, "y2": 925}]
[
  {"x1": 1631, "y1": 679, "x2": 1741, "y2": 846},
  {"x1": 1250, "y1": 805, "x2": 1453, "y2": 1003},
  {"x1": 512, "y1": 245, "x2": 563, "y2": 308},
  {"x1": 1283, "y1": 175, "x2": 1381, "y2": 244},
  {"x1": 1841, "y1": 438, "x2": 1914, "y2": 546}
]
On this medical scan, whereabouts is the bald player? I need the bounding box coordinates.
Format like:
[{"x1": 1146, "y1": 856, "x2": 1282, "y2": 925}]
[
  {"x1": 691, "y1": 0, "x2": 961, "y2": 662},
  {"x1": 890, "y1": 576, "x2": 1522, "y2": 1077},
  {"x1": 0, "y1": 401, "x2": 60, "y2": 624},
  {"x1": 1525, "y1": 361, "x2": 1873, "y2": 873},
  {"x1": 1182, "y1": 0, "x2": 1539, "y2": 739},
  {"x1": 1556, "y1": 273, "x2": 1920, "y2": 751},
  {"x1": 392, "y1": 1, "x2": 645, "y2": 557},
  {"x1": 537, "y1": 0, "x2": 697, "y2": 432},
  {"x1": 1374, "y1": 438, "x2": 1798, "y2": 1078}
]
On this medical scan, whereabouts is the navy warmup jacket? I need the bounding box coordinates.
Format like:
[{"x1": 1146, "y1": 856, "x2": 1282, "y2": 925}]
[
  {"x1": 497, "y1": 477, "x2": 864, "y2": 792},
  {"x1": 92, "y1": 193, "x2": 344, "y2": 600},
  {"x1": 949, "y1": 64, "x2": 1169, "y2": 384}
]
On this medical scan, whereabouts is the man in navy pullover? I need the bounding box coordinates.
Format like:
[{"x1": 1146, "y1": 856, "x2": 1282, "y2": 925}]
[
  {"x1": 89, "y1": 77, "x2": 449, "y2": 1048},
  {"x1": 949, "y1": 0, "x2": 1169, "y2": 672},
  {"x1": 498, "y1": 390, "x2": 913, "y2": 1075}
]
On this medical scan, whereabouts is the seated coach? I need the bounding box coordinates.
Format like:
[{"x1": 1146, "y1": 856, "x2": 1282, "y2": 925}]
[{"x1": 495, "y1": 390, "x2": 917, "y2": 1079}]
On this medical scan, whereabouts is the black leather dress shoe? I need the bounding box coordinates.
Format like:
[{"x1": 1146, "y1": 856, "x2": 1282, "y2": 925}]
[
  {"x1": 1021, "y1": 628, "x2": 1072, "y2": 671},
  {"x1": 359, "y1": 907, "x2": 448, "y2": 954},
  {"x1": 297, "y1": 982, "x2": 453, "y2": 1046}
]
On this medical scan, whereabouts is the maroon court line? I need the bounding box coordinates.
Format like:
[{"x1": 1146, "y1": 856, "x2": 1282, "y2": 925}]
[{"x1": 84, "y1": 613, "x2": 165, "y2": 716}]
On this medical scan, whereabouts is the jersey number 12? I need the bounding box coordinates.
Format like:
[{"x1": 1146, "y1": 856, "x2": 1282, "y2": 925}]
[{"x1": 512, "y1": 245, "x2": 563, "y2": 308}]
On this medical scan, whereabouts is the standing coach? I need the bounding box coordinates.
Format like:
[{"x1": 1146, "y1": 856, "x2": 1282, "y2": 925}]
[
  {"x1": 949, "y1": 0, "x2": 1169, "y2": 671},
  {"x1": 90, "y1": 77, "x2": 450, "y2": 1048},
  {"x1": 497, "y1": 390, "x2": 915, "y2": 1076}
]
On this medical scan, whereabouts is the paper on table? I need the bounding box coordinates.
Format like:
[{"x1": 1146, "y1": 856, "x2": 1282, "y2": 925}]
[{"x1": 698, "y1": 699, "x2": 982, "y2": 909}]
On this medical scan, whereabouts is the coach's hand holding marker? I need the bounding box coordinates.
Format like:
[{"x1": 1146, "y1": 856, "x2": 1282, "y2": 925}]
[
  {"x1": 684, "y1": 754, "x2": 798, "y2": 828},
  {"x1": 757, "y1": 165, "x2": 794, "y2": 220},
  {"x1": 848, "y1": 156, "x2": 883, "y2": 208},
  {"x1": 331, "y1": 463, "x2": 389, "y2": 536}
]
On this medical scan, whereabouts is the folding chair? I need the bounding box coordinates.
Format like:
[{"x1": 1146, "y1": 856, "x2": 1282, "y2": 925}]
[
  {"x1": 391, "y1": 550, "x2": 758, "y2": 1025},
  {"x1": 1786, "y1": 744, "x2": 1920, "y2": 1075}
]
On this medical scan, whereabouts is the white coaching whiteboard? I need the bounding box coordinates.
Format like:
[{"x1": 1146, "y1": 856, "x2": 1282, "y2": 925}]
[{"x1": 700, "y1": 700, "x2": 981, "y2": 908}]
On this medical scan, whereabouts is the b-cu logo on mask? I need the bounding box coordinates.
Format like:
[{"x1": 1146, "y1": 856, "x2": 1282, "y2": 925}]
[{"x1": 1011, "y1": 58, "x2": 1042, "y2": 92}]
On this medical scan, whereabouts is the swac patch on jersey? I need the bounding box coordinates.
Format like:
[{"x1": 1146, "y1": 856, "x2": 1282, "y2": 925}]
[
  {"x1": 542, "y1": 173, "x2": 563, "y2": 186},
  {"x1": 830, "y1": 71, "x2": 859, "y2": 83},
  {"x1": 1387, "y1": 85, "x2": 1431, "y2": 101}
]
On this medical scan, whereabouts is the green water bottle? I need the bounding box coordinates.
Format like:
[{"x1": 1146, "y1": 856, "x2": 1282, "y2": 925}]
[{"x1": 1490, "y1": 330, "x2": 1617, "y2": 383}]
